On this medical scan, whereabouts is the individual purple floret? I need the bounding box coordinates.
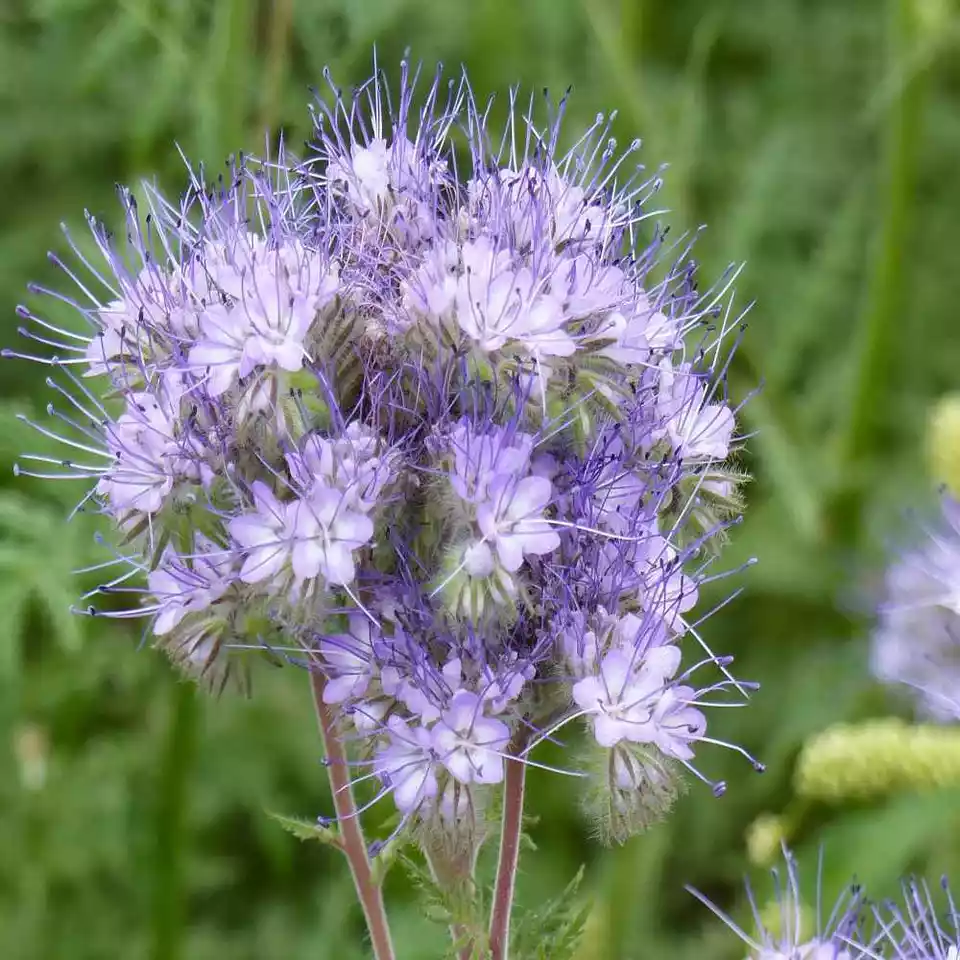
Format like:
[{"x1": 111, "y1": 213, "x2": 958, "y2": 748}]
[
  {"x1": 148, "y1": 537, "x2": 234, "y2": 636},
  {"x1": 9, "y1": 58, "x2": 756, "y2": 848},
  {"x1": 228, "y1": 477, "x2": 374, "y2": 588},
  {"x1": 872, "y1": 493, "x2": 960, "y2": 723},
  {"x1": 374, "y1": 716, "x2": 440, "y2": 815}
]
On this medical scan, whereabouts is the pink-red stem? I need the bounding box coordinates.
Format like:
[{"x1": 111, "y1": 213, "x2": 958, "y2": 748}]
[
  {"x1": 488, "y1": 748, "x2": 527, "y2": 960},
  {"x1": 310, "y1": 672, "x2": 396, "y2": 960}
]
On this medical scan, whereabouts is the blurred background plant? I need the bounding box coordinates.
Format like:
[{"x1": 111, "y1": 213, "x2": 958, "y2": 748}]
[{"x1": 2, "y1": 0, "x2": 960, "y2": 957}]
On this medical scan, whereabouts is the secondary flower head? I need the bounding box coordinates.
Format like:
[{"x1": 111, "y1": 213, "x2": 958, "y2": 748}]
[
  {"x1": 689, "y1": 848, "x2": 872, "y2": 960},
  {"x1": 871, "y1": 493, "x2": 960, "y2": 723},
  {"x1": 9, "y1": 58, "x2": 756, "y2": 842}
]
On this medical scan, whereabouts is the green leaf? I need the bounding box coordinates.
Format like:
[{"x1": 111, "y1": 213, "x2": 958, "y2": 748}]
[
  {"x1": 265, "y1": 810, "x2": 342, "y2": 848},
  {"x1": 512, "y1": 865, "x2": 592, "y2": 960}
]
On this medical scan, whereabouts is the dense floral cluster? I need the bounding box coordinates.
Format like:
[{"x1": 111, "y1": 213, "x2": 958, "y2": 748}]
[
  {"x1": 871, "y1": 493, "x2": 960, "y2": 724},
  {"x1": 691, "y1": 848, "x2": 868, "y2": 960},
  {"x1": 9, "y1": 63, "x2": 758, "y2": 844},
  {"x1": 693, "y1": 850, "x2": 960, "y2": 960}
]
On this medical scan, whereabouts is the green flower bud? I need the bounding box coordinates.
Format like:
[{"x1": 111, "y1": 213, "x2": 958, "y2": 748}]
[
  {"x1": 434, "y1": 542, "x2": 520, "y2": 624},
  {"x1": 581, "y1": 742, "x2": 684, "y2": 846}
]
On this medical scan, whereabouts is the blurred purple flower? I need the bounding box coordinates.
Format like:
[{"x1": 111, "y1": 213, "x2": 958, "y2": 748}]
[{"x1": 872, "y1": 493, "x2": 960, "y2": 723}]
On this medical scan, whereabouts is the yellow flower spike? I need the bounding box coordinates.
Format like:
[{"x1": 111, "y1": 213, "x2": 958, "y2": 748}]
[
  {"x1": 795, "y1": 718, "x2": 960, "y2": 802},
  {"x1": 927, "y1": 392, "x2": 960, "y2": 495}
]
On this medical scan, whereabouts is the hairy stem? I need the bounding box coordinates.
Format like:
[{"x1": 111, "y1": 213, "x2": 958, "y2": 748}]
[
  {"x1": 424, "y1": 844, "x2": 478, "y2": 960},
  {"x1": 310, "y1": 671, "x2": 396, "y2": 960},
  {"x1": 489, "y1": 744, "x2": 527, "y2": 960}
]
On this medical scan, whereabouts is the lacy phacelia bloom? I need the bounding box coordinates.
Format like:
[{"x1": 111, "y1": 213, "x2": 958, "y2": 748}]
[
  {"x1": 572, "y1": 645, "x2": 684, "y2": 748},
  {"x1": 433, "y1": 690, "x2": 511, "y2": 785},
  {"x1": 656, "y1": 360, "x2": 737, "y2": 461},
  {"x1": 374, "y1": 716, "x2": 439, "y2": 814},
  {"x1": 10, "y1": 60, "x2": 755, "y2": 841},
  {"x1": 187, "y1": 237, "x2": 340, "y2": 393},
  {"x1": 318, "y1": 613, "x2": 378, "y2": 703},
  {"x1": 872, "y1": 493, "x2": 960, "y2": 723},
  {"x1": 96, "y1": 392, "x2": 180, "y2": 514},
  {"x1": 148, "y1": 539, "x2": 232, "y2": 636},
  {"x1": 228, "y1": 479, "x2": 374, "y2": 588},
  {"x1": 690, "y1": 848, "x2": 873, "y2": 960}
]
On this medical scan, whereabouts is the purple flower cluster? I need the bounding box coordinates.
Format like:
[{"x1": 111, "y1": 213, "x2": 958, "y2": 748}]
[
  {"x1": 872, "y1": 493, "x2": 960, "y2": 724},
  {"x1": 690, "y1": 848, "x2": 870, "y2": 960},
  {"x1": 10, "y1": 62, "x2": 756, "y2": 841},
  {"x1": 691, "y1": 848, "x2": 960, "y2": 959}
]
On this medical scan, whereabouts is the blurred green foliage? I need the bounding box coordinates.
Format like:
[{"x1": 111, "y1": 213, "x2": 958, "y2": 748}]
[{"x1": 2, "y1": 0, "x2": 960, "y2": 957}]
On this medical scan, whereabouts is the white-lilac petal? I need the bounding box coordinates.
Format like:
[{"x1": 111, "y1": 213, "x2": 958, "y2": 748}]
[
  {"x1": 375, "y1": 716, "x2": 439, "y2": 815},
  {"x1": 433, "y1": 689, "x2": 510, "y2": 785}
]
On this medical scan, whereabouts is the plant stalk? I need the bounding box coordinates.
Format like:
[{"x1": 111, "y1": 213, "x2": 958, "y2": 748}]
[
  {"x1": 488, "y1": 743, "x2": 527, "y2": 960},
  {"x1": 831, "y1": 0, "x2": 927, "y2": 544},
  {"x1": 424, "y1": 844, "x2": 478, "y2": 960},
  {"x1": 309, "y1": 671, "x2": 396, "y2": 960}
]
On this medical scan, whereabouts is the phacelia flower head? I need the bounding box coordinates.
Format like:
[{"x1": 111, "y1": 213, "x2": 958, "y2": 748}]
[
  {"x1": 689, "y1": 848, "x2": 873, "y2": 960},
  {"x1": 871, "y1": 493, "x2": 960, "y2": 723},
  {"x1": 9, "y1": 57, "x2": 757, "y2": 845}
]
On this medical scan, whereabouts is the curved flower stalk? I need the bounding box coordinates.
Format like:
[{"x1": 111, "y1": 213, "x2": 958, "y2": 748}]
[{"x1": 8, "y1": 59, "x2": 758, "y2": 959}]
